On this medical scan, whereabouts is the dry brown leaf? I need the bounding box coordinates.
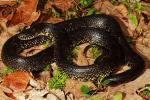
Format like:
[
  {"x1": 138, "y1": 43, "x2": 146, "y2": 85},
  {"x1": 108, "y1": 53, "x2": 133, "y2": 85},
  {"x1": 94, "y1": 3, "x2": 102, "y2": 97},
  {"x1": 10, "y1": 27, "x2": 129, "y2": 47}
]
[
  {"x1": 73, "y1": 43, "x2": 95, "y2": 66},
  {"x1": 94, "y1": 0, "x2": 115, "y2": 15},
  {"x1": 114, "y1": 4, "x2": 128, "y2": 18},
  {"x1": 136, "y1": 43, "x2": 150, "y2": 61},
  {"x1": 0, "y1": 6, "x2": 15, "y2": 21},
  {"x1": 7, "y1": 23, "x2": 25, "y2": 36},
  {"x1": 5, "y1": 93, "x2": 16, "y2": 99},
  {"x1": 0, "y1": 18, "x2": 8, "y2": 33},
  {"x1": 46, "y1": 17, "x2": 64, "y2": 24},
  {"x1": 53, "y1": 0, "x2": 75, "y2": 12},
  {"x1": 135, "y1": 18, "x2": 150, "y2": 60},
  {"x1": 0, "y1": 19, "x2": 10, "y2": 62},
  {"x1": 2, "y1": 71, "x2": 30, "y2": 92},
  {"x1": 9, "y1": 0, "x2": 38, "y2": 26},
  {"x1": 0, "y1": 89, "x2": 14, "y2": 100},
  {"x1": 44, "y1": 0, "x2": 53, "y2": 10},
  {"x1": 141, "y1": 2, "x2": 150, "y2": 17},
  {"x1": 0, "y1": 85, "x2": 13, "y2": 94},
  {"x1": 134, "y1": 16, "x2": 145, "y2": 38},
  {"x1": 20, "y1": 45, "x2": 45, "y2": 57},
  {"x1": 14, "y1": 89, "x2": 49, "y2": 100},
  {"x1": 35, "y1": 70, "x2": 52, "y2": 83},
  {"x1": 29, "y1": 77, "x2": 46, "y2": 89},
  {"x1": 13, "y1": 88, "x2": 64, "y2": 100},
  {"x1": 24, "y1": 11, "x2": 41, "y2": 26},
  {"x1": 0, "y1": 85, "x2": 15, "y2": 99},
  {"x1": 66, "y1": 93, "x2": 74, "y2": 100},
  {"x1": 0, "y1": 0, "x2": 17, "y2": 7},
  {"x1": 50, "y1": 89, "x2": 66, "y2": 100}
]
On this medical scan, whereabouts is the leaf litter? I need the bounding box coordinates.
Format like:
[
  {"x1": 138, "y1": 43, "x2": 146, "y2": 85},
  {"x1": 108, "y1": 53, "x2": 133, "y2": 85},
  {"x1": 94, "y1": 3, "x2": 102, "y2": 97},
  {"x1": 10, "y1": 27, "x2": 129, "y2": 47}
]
[{"x1": 0, "y1": 0, "x2": 150, "y2": 100}]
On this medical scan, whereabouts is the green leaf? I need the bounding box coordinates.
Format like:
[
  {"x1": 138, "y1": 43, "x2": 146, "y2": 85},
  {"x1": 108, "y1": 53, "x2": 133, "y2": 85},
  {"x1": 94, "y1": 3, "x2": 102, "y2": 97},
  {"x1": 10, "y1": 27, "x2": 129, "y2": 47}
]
[
  {"x1": 135, "y1": 0, "x2": 141, "y2": 2},
  {"x1": 101, "y1": 79, "x2": 112, "y2": 86},
  {"x1": 43, "y1": 36, "x2": 54, "y2": 48},
  {"x1": 91, "y1": 47, "x2": 101, "y2": 59},
  {"x1": 129, "y1": 14, "x2": 138, "y2": 28},
  {"x1": 48, "y1": 69, "x2": 67, "y2": 89},
  {"x1": 43, "y1": 41, "x2": 50, "y2": 48},
  {"x1": 136, "y1": 3, "x2": 142, "y2": 10},
  {"x1": 52, "y1": 8, "x2": 60, "y2": 17},
  {"x1": 143, "y1": 89, "x2": 150, "y2": 96},
  {"x1": 97, "y1": 74, "x2": 112, "y2": 88},
  {"x1": 113, "y1": 91, "x2": 123, "y2": 100},
  {"x1": 134, "y1": 2, "x2": 142, "y2": 13},
  {"x1": 72, "y1": 46, "x2": 80, "y2": 57},
  {"x1": 44, "y1": 64, "x2": 51, "y2": 71},
  {"x1": 0, "y1": 66, "x2": 14, "y2": 76},
  {"x1": 65, "y1": 10, "x2": 77, "y2": 20},
  {"x1": 111, "y1": 0, "x2": 117, "y2": 4},
  {"x1": 80, "y1": 85, "x2": 91, "y2": 94},
  {"x1": 82, "y1": 93, "x2": 91, "y2": 98},
  {"x1": 142, "y1": 6, "x2": 150, "y2": 11},
  {"x1": 88, "y1": 97, "x2": 103, "y2": 100},
  {"x1": 86, "y1": 8, "x2": 96, "y2": 16},
  {"x1": 95, "y1": 11, "x2": 102, "y2": 14},
  {"x1": 79, "y1": 0, "x2": 93, "y2": 8},
  {"x1": 145, "y1": 83, "x2": 150, "y2": 87}
]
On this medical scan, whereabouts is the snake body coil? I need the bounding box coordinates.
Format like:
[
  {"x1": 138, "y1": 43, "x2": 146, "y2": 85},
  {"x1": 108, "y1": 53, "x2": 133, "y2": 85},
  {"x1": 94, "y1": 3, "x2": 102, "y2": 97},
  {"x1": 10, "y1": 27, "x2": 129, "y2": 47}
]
[{"x1": 1, "y1": 14, "x2": 145, "y2": 84}]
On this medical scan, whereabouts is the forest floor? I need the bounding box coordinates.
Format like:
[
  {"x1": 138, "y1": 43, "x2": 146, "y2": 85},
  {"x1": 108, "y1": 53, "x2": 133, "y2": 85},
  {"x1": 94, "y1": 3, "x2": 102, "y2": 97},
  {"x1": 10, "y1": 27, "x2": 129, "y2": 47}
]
[{"x1": 0, "y1": 0, "x2": 150, "y2": 100}]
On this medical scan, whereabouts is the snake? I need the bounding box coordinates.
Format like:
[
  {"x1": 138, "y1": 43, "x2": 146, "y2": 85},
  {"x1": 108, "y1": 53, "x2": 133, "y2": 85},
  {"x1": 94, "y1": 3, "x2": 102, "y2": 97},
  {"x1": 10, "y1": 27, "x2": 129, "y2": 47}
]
[{"x1": 1, "y1": 14, "x2": 145, "y2": 84}]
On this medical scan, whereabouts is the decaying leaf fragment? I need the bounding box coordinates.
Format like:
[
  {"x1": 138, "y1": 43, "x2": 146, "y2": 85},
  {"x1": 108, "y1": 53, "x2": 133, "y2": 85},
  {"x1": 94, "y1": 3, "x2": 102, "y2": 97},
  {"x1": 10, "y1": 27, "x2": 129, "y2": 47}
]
[
  {"x1": 46, "y1": 17, "x2": 64, "y2": 24},
  {"x1": 0, "y1": 6, "x2": 16, "y2": 21},
  {"x1": 53, "y1": 0, "x2": 75, "y2": 12},
  {"x1": 9, "y1": 0, "x2": 39, "y2": 26},
  {"x1": 0, "y1": 89, "x2": 14, "y2": 100},
  {"x1": 0, "y1": 0, "x2": 17, "y2": 7},
  {"x1": 2, "y1": 71, "x2": 30, "y2": 92}
]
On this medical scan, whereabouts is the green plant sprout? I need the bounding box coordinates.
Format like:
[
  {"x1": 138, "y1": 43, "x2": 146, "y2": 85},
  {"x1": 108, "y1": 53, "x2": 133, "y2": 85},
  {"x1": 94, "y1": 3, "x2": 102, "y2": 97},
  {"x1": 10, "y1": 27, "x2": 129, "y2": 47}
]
[
  {"x1": 113, "y1": 91, "x2": 123, "y2": 100},
  {"x1": 48, "y1": 68, "x2": 67, "y2": 89},
  {"x1": 44, "y1": 64, "x2": 51, "y2": 71},
  {"x1": 0, "y1": 66, "x2": 15, "y2": 76},
  {"x1": 96, "y1": 74, "x2": 112, "y2": 90},
  {"x1": 143, "y1": 83, "x2": 150, "y2": 96},
  {"x1": 86, "y1": 7, "x2": 96, "y2": 16},
  {"x1": 129, "y1": 14, "x2": 138, "y2": 28},
  {"x1": 80, "y1": 85, "x2": 92, "y2": 97},
  {"x1": 79, "y1": 0, "x2": 93, "y2": 8},
  {"x1": 72, "y1": 46, "x2": 80, "y2": 58},
  {"x1": 91, "y1": 47, "x2": 102, "y2": 59}
]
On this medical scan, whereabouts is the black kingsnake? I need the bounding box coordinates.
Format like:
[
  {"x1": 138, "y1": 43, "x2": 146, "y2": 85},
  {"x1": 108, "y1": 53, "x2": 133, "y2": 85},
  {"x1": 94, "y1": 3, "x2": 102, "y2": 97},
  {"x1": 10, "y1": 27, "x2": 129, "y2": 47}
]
[{"x1": 1, "y1": 14, "x2": 145, "y2": 84}]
